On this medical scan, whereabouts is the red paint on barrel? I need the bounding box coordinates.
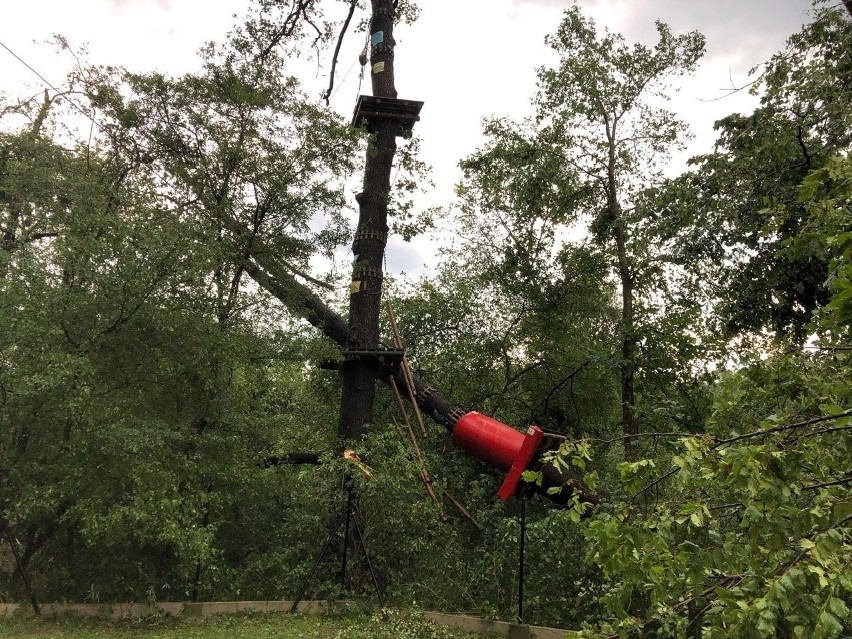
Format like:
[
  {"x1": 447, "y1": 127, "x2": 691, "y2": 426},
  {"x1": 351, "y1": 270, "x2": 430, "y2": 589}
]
[{"x1": 452, "y1": 412, "x2": 526, "y2": 470}]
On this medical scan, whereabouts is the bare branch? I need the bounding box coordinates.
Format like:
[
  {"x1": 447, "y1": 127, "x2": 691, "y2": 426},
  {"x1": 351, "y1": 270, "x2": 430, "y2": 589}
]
[
  {"x1": 324, "y1": 0, "x2": 359, "y2": 106},
  {"x1": 803, "y1": 474, "x2": 852, "y2": 491}
]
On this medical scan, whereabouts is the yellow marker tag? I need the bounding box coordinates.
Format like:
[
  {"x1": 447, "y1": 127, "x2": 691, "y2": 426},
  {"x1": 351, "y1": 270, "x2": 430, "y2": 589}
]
[
  {"x1": 350, "y1": 280, "x2": 361, "y2": 294},
  {"x1": 372, "y1": 61, "x2": 385, "y2": 74}
]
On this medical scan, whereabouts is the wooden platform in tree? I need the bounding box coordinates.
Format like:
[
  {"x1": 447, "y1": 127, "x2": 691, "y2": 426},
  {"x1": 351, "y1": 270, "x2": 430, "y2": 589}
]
[{"x1": 352, "y1": 95, "x2": 424, "y2": 134}]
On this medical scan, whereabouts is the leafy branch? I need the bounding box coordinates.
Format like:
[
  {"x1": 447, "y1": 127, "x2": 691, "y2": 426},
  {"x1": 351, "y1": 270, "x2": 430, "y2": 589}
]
[
  {"x1": 631, "y1": 410, "x2": 852, "y2": 499},
  {"x1": 714, "y1": 410, "x2": 852, "y2": 446}
]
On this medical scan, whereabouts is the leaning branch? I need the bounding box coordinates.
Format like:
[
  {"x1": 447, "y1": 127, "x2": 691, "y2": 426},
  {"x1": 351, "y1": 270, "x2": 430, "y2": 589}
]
[
  {"x1": 632, "y1": 410, "x2": 852, "y2": 499},
  {"x1": 229, "y1": 220, "x2": 595, "y2": 505},
  {"x1": 323, "y1": 0, "x2": 358, "y2": 106}
]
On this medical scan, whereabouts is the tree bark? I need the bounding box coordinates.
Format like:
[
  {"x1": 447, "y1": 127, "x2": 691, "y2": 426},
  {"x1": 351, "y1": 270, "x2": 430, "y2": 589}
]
[{"x1": 338, "y1": 0, "x2": 399, "y2": 442}]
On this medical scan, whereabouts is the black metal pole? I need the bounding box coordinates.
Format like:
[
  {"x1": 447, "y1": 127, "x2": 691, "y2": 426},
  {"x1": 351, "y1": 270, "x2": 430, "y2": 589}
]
[
  {"x1": 351, "y1": 510, "x2": 386, "y2": 607},
  {"x1": 517, "y1": 494, "x2": 526, "y2": 625}
]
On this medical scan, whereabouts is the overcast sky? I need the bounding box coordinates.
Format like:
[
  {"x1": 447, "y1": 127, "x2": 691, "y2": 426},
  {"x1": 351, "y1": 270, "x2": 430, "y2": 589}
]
[{"x1": 0, "y1": 0, "x2": 817, "y2": 274}]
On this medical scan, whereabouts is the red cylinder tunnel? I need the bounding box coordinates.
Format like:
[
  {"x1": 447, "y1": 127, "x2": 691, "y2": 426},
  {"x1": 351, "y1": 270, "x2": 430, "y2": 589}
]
[{"x1": 452, "y1": 411, "x2": 543, "y2": 502}]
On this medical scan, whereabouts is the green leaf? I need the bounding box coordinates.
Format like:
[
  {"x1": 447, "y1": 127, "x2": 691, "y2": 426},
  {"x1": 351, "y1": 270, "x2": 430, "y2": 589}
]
[
  {"x1": 827, "y1": 597, "x2": 848, "y2": 619},
  {"x1": 817, "y1": 611, "x2": 843, "y2": 637}
]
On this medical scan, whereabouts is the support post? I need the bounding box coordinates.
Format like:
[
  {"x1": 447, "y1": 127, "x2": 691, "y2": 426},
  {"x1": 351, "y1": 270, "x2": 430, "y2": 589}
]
[
  {"x1": 517, "y1": 494, "x2": 526, "y2": 625},
  {"x1": 351, "y1": 507, "x2": 386, "y2": 607},
  {"x1": 290, "y1": 480, "x2": 384, "y2": 611},
  {"x1": 290, "y1": 511, "x2": 347, "y2": 613},
  {"x1": 338, "y1": 0, "x2": 400, "y2": 443}
]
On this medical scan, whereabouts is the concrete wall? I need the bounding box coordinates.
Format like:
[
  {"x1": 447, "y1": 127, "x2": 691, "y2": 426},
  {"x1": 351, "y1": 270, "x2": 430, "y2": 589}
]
[{"x1": 0, "y1": 600, "x2": 348, "y2": 618}]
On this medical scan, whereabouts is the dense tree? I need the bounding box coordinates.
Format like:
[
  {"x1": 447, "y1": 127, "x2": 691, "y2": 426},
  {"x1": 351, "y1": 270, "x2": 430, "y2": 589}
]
[
  {"x1": 447, "y1": 117, "x2": 619, "y2": 435},
  {"x1": 508, "y1": 8, "x2": 706, "y2": 456},
  {"x1": 646, "y1": 3, "x2": 852, "y2": 342},
  {"x1": 565, "y1": 5, "x2": 852, "y2": 636},
  {"x1": 0, "y1": 1, "x2": 358, "y2": 602}
]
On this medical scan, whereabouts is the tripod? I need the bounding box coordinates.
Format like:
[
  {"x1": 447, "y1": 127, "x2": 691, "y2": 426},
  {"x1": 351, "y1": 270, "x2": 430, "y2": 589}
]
[{"x1": 290, "y1": 480, "x2": 385, "y2": 612}]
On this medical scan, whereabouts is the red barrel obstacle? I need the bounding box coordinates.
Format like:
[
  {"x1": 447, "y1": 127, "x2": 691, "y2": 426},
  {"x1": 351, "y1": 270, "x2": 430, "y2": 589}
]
[{"x1": 452, "y1": 412, "x2": 543, "y2": 501}]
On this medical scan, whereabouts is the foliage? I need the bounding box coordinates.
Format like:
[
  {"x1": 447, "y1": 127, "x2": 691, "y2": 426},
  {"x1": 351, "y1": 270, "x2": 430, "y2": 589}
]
[
  {"x1": 1, "y1": 1, "x2": 851, "y2": 637},
  {"x1": 571, "y1": 348, "x2": 852, "y2": 638},
  {"x1": 536, "y1": 8, "x2": 705, "y2": 207},
  {"x1": 645, "y1": 3, "x2": 852, "y2": 342},
  {"x1": 557, "y1": 7, "x2": 852, "y2": 636},
  {"x1": 789, "y1": 155, "x2": 852, "y2": 332},
  {"x1": 0, "y1": 0, "x2": 355, "y2": 604}
]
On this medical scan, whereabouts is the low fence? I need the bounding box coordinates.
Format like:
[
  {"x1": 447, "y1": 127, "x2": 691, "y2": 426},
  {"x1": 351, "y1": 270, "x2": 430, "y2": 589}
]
[{"x1": 0, "y1": 600, "x2": 575, "y2": 639}]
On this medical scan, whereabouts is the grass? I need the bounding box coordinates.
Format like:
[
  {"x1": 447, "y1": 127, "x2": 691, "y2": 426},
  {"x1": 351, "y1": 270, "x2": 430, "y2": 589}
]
[{"x1": 0, "y1": 609, "x2": 487, "y2": 639}]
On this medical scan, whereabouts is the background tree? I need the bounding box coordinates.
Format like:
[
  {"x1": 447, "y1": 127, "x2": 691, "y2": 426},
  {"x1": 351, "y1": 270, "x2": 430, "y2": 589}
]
[
  {"x1": 568, "y1": 4, "x2": 852, "y2": 636},
  {"x1": 0, "y1": 2, "x2": 358, "y2": 602},
  {"x1": 448, "y1": 117, "x2": 619, "y2": 435},
  {"x1": 533, "y1": 8, "x2": 705, "y2": 456},
  {"x1": 645, "y1": 4, "x2": 852, "y2": 344}
]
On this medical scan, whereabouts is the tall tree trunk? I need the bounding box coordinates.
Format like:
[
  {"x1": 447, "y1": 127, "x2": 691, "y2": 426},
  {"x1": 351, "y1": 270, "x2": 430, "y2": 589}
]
[
  {"x1": 606, "y1": 124, "x2": 637, "y2": 459},
  {"x1": 614, "y1": 218, "x2": 637, "y2": 459},
  {"x1": 338, "y1": 0, "x2": 399, "y2": 442}
]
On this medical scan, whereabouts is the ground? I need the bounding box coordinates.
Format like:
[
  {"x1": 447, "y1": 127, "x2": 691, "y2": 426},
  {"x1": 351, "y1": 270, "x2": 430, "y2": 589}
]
[{"x1": 0, "y1": 610, "x2": 489, "y2": 639}]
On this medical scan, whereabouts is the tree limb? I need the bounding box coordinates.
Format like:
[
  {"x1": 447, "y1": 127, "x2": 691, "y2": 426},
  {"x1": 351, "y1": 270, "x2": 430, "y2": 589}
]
[{"x1": 323, "y1": 0, "x2": 358, "y2": 106}]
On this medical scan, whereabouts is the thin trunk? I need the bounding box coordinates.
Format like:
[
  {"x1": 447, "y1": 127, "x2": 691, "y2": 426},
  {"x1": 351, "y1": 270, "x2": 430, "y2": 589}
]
[
  {"x1": 2, "y1": 517, "x2": 40, "y2": 615},
  {"x1": 338, "y1": 0, "x2": 398, "y2": 442},
  {"x1": 614, "y1": 219, "x2": 637, "y2": 459},
  {"x1": 190, "y1": 489, "x2": 212, "y2": 603},
  {"x1": 606, "y1": 122, "x2": 637, "y2": 459}
]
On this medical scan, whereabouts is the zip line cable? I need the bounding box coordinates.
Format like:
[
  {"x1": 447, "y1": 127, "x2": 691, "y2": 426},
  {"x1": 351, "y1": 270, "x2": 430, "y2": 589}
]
[
  {"x1": 0, "y1": 40, "x2": 64, "y2": 95},
  {"x1": 0, "y1": 39, "x2": 106, "y2": 135},
  {"x1": 329, "y1": 55, "x2": 359, "y2": 103}
]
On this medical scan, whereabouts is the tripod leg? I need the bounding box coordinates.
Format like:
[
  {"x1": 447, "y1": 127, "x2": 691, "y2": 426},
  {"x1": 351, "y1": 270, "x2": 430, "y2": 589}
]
[
  {"x1": 290, "y1": 512, "x2": 346, "y2": 613},
  {"x1": 339, "y1": 484, "x2": 353, "y2": 589},
  {"x1": 3, "y1": 517, "x2": 40, "y2": 616},
  {"x1": 351, "y1": 514, "x2": 385, "y2": 608}
]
